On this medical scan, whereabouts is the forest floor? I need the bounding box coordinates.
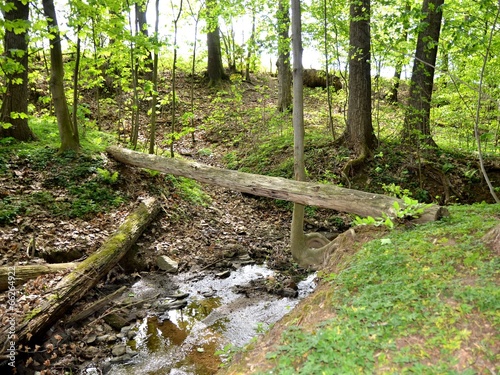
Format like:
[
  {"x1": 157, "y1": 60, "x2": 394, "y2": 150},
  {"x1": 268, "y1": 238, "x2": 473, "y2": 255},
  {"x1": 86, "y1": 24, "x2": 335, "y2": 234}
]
[{"x1": 0, "y1": 71, "x2": 499, "y2": 374}]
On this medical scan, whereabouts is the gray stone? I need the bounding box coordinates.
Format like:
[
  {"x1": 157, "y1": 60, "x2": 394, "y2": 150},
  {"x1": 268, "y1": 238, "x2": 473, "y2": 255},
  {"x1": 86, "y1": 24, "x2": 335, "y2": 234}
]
[
  {"x1": 157, "y1": 255, "x2": 179, "y2": 273},
  {"x1": 111, "y1": 344, "x2": 127, "y2": 357}
]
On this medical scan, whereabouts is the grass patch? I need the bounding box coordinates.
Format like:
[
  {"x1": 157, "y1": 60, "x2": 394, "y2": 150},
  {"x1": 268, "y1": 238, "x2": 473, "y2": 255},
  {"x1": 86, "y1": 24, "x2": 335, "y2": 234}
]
[
  {"x1": 263, "y1": 203, "x2": 500, "y2": 374},
  {"x1": 165, "y1": 175, "x2": 211, "y2": 206}
]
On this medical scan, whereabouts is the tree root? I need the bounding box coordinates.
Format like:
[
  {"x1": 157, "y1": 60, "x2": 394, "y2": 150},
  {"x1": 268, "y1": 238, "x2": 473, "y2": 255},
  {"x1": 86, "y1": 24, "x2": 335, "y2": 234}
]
[{"x1": 292, "y1": 229, "x2": 357, "y2": 269}]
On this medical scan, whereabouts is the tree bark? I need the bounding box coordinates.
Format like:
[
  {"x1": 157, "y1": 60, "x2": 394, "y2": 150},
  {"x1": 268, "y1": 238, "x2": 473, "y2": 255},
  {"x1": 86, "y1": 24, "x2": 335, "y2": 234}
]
[
  {"x1": 207, "y1": 26, "x2": 228, "y2": 85},
  {"x1": 276, "y1": 0, "x2": 292, "y2": 112},
  {"x1": 206, "y1": 0, "x2": 228, "y2": 86},
  {"x1": 0, "y1": 0, "x2": 36, "y2": 141},
  {"x1": 0, "y1": 197, "x2": 160, "y2": 348},
  {"x1": 42, "y1": 0, "x2": 80, "y2": 152},
  {"x1": 343, "y1": 0, "x2": 376, "y2": 172},
  {"x1": 0, "y1": 263, "x2": 76, "y2": 292},
  {"x1": 402, "y1": 0, "x2": 444, "y2": 146},
  {"x1": 107, "y1": 146, "x2": 447, "y2": 224}
]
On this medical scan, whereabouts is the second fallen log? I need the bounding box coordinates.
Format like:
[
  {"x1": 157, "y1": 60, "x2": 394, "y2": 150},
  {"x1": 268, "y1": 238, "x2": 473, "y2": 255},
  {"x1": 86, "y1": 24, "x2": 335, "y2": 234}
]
[{"x1": 0, "y1": 197, "x2": 160, "y2": 350}]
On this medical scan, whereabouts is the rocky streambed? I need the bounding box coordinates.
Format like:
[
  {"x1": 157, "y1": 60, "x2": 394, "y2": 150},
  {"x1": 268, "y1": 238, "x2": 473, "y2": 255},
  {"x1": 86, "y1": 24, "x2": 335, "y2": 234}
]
[{"x1": 80, "y1": 263, "x2": 316, "y2": 374}]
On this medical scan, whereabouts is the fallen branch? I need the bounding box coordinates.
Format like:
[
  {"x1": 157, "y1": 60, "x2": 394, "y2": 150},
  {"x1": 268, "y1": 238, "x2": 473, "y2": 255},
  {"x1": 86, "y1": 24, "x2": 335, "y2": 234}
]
[
  {"x1": 0, "y1": 197, "x2": 160, "y2": 350},
  {"x1": 0, "y1": 263, "x2": 76, "y2": 292},
  {"x1": 65, "y1": 285, "x2": 127, "y2": 325}
]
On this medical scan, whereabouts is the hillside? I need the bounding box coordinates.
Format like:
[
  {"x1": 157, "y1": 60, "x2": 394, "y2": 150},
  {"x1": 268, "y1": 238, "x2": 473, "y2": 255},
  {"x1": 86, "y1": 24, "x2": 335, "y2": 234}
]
[{"x1": 0, "y1": 71, "x2": 499, "y2": 374}]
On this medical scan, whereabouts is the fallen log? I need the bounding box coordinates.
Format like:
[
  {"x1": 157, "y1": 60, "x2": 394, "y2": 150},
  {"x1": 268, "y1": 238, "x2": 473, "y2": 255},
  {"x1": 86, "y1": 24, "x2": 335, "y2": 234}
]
[
  {"x1": 0, "y1": 263, "x2": 76, "y2": 292},
  {"x1": 65, "y1": 285, "x2": 127, "y2": 325},
  {"x1": 0, "y1": 197, "x2": 160, "y2": 350},
  {"x1": 107, "y1": 146, "x2": 447, "y2": 223}
]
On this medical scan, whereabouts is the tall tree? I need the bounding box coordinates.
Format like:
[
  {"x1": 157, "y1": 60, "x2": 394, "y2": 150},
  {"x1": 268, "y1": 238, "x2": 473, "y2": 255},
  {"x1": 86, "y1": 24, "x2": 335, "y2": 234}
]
[
  {"x1": 342, "y1": 0, "x2": 376, "y2": 174},
  {"x1": 290, "y1": 0, "x2": 333, "y2": 268},
  {"x1": 244, "y1": 5, "x2": 256, "y2": 82},
  {"x1": 206, "y1": 0, "x2": 228, "y2": 86},
  {"x1": 0, "y1": 0, "x2": 36, "y2": 141},
  {"x1": 186, "y1": 0, "x2": 203, "y2": 144},
  {"x1": 387, "y1": 1, "x2": 411, "y2": 104},
  {"x1": 276, "y1": 0, "x2": 292, "y2": 112},
  {"x1": 168, "y1": 0, "x2": 183, "y2": 157},
  {"x1": 135, "y1": 0, "x2": 154, "y2": 79},
  {"x1": 402, "y1": 0, "x2": 445, "y2": 146},
  {"x1": 148, "y1": 0, "x2": 160, "y2": 155},
  {"x1": 42, "y1": 0, "x2": 80, "y2": 151}
]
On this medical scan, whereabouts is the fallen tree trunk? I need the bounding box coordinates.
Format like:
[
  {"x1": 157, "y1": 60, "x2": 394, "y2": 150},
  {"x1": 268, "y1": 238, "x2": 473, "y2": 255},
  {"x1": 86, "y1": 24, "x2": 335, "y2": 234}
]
[
  {"x1": 0, "y1": 197, "x2": 160, "y2": 350},
  {"x1": 0, "y1": 263, "x2": 76, "y2": 292},
  {"x1": 107, "y1": 146, "x2": 447, "y2": 223}
]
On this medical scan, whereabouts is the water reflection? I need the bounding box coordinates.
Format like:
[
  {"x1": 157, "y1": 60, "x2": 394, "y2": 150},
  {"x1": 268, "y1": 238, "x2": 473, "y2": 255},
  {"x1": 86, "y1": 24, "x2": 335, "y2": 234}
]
[{"x1": 108, "y1": 265, "x2": 316, "y2": 374}]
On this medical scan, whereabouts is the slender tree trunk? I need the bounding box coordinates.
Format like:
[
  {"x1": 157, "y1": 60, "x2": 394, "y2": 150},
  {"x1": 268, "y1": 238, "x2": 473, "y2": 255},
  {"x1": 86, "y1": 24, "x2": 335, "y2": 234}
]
[
  {"x1": 135, "y1": 1, "x2": 154, "y2": 80},
  {"x1": 42, "y1": 0, "x2": 80, "y2": 152},
  {"x1": 402, "y1": 0, "x2": 444, "y2": 146},
  {"x1": 276, "y1": 0, "x2": 292, "y2": 112},
  {"x1": 91, "y1": 18, "x2": 101, "y2": 130},
  {"x1": 343, "y1": 0, "x2": 376, "y2": 171},
  {"x1": 0, "y1": 0, "x2": 35, "y2": 141},
  {"x1": 245, "y1": 10, "x2": 256, "y2": 82},
  {"x1": 187, "y1": 0, "x2": 201, "y2": 144},
  {"x1": 324, "y1": 0, "x2": 334, "y2": 138},
  {"x1": 149, "y1": 0, "x2": 160, "y2": 154},
  {"x1": 387, "y1": 2, "x2": 410, "y2": 104},
  {"x1": 169, "y1": 0, "x2": 183, "y2": 157},
  {"x1": 72, "y1": 27, "x2": 81, "y2": 139},
  {"x1": 388, "y1": 63, "x2": 403, "y2": 104},
  {"x1": 128, "y1": 7, "x2": 140, "y2": 148}
]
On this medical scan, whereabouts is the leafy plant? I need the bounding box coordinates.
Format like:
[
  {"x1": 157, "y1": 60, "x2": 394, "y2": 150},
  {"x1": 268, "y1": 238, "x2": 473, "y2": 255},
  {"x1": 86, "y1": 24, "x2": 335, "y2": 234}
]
[
  {"x1": 165, "y1": 175, "x2": 211, "y2": 206},
  {"x1": 96, "y1": 168, "x2": 119, "y2": 184}
]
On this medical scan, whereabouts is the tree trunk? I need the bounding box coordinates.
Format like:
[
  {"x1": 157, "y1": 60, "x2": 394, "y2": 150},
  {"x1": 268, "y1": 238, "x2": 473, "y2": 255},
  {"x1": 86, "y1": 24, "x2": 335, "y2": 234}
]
[
  {"x1": 187, "y1": 0, "x2": 201, "y2": 144},
  {"x1": 169, "y1": 0, "x2": 183, "y2": 157},
  {"x1": 387, "y1": 2, "x2": 411, "y2": 104},
  {"x1": 0, "y1": 197, "x2": 160, "y2": 348},
  {"x1": 0, "y1": 263, "x2": 76, "y2": 292},
  {"x1": 345, "y1": 0, "x2": 374, "y2": 149},
  {"x1": 107, "y1": 146, "x2": 447, "y2": 224},
  {"x1": 0, "y1": 0, "x2": 36, "y2": 141},
  {"x1": 42, "y1": 0, "x2": 80, "y2": 152},
  {"x1": 276, "y1": 0, "x2": 292, "y2": 112},
  {"x1": 206, "y1": 0, "x2": 228, "y2": 86},
  {"x1": 72, "y1": 27, "x2": 81, "y2": 141},
  {"x1": 149, "y1": 0, "x2": 160, "y2": 155},
  {"x1": 343, "y1": 0, "x2": 376, "y2": 171},
  {"x1": 245, "y1": 9, "x2": 256, "y2": 82},
  {"x1": 135, "y1": 2, "x2": 154, "y2": 80},
  {"x1": 207, "y1": 26, "x2": 229, "y2": 85},
  {"x1": 402, "y1": 0, "x2": 444, "y2": 146}
]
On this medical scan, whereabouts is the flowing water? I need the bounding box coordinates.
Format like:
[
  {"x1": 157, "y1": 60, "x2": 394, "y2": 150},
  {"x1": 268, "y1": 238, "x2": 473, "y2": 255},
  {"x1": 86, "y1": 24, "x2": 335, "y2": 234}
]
[{"x1": 106, "y1": 264, "x2": 316, "y2": 375}]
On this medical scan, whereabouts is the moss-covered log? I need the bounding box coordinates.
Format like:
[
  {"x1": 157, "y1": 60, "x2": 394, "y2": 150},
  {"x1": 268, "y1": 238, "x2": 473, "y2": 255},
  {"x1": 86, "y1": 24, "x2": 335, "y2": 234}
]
[
  {"x1": 0, "y1": 197, "x2": 160, "y2": 349},
  {"x1": 107, "y1": 146, "x2": 447, "y2": 224},
  {"x1": 0, "y1": 263, "x2": 76, "y2": 292}
]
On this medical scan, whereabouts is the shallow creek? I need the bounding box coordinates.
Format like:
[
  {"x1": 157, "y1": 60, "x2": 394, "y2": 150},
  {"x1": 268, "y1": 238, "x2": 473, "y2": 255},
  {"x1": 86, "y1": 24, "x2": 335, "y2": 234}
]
[{"x1": 106, "y1": 264, "x2": 316, "y2": 374}]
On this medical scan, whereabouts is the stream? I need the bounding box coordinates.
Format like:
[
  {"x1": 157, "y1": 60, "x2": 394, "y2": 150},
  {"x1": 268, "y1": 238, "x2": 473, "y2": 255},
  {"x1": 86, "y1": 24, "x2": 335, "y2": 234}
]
[{"x1": 102, "y1": 264, "x2": 316, "y2": 375}]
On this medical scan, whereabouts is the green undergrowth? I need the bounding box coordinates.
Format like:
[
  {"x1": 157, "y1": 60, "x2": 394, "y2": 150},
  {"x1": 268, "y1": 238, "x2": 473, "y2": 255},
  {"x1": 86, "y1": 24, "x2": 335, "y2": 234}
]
[
  {"x1": 164, "y1": 175, "x2": 211, "y2": 207},
  {"x1": 261, "y1": 203, "x2": 499, "y2": 374},
  {"x1": 0, "y1": 117, "x2": 124, "y2": 223}
]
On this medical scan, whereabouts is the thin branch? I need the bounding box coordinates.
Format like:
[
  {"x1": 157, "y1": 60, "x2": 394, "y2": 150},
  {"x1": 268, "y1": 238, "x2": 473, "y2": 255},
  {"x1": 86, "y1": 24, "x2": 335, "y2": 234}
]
[{"x1": 474, "y1": 2, "x2": 500, "y2": 203}]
